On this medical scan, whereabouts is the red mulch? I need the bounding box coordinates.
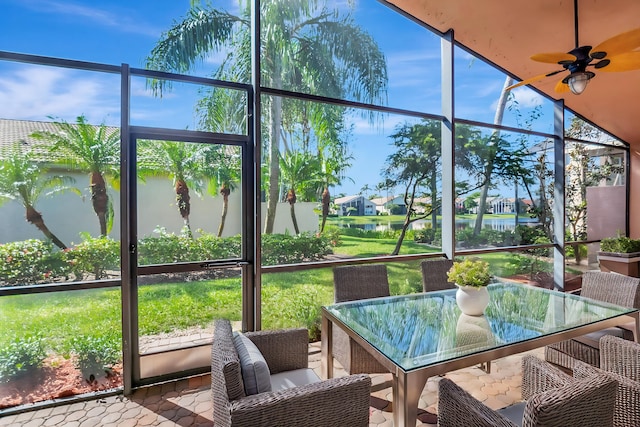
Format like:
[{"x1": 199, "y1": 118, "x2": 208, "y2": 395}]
[{"x1": 0, "y1": 356, "x2": 122, "y2": 409}]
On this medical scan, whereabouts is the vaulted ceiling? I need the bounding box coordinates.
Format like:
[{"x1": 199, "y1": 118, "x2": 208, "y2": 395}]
[{"x1": 386, "y1": 0, "x2": 640, "y2": 148}]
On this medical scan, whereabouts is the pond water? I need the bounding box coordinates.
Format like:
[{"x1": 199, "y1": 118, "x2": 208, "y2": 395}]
[{"x1": 337, "y1": 216, "x2": 539, "y2": 232}]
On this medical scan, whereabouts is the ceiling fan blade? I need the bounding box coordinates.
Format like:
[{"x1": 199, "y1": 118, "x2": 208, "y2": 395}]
[
  {"x1": 530, "y1": 52, "x2": 576, "y2": 64},
  {"x1": 554, "y1": 79, "x2": 571, "y2": 94},
  {"x1": 597, "y1": 51, "x2": 640, "y2": 72},
  {"x1": 506, "y1": 70, "x2": 565, "y2": 91},
  {"x1": 590, "y1": 27, "x2": 640, "y2": 59}
]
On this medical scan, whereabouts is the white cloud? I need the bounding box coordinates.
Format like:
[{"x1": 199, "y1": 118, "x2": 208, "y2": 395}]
[
  {"x1": 507, "y1": 87, "x2": 545, "y2": 108},
  {"x1": 18, "y1": 0, "x2": 161, "y2": 37},
  {"x1": 0, "y1": 65, "x2": 120, "y2": 125},
  {"x1": 348, "y1": 112, "x2": 409, "y2": 136},
  {"x1": 387, "y1": 50, "x2": 440, "y2": 89}
]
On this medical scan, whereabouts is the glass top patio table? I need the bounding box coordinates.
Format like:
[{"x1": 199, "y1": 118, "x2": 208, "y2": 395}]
[{"x1": 323, "y1": 282, "x2": 638, "y2": 372}]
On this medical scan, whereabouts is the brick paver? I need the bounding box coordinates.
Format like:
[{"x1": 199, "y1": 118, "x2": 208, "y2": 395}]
[{"x1": 0, "y1": 345, "x2": 543, "y2": 426}]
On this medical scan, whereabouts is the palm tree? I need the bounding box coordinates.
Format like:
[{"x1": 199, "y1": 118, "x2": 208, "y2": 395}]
[
  {"x1": 30, "y1": 115, "x2": 120, "y2": 237},
  {"x1": 145, "y1": 0, "x2": 387, "y2": 234},
  {"x1": 0, "y1": 145, "x2": 78, "y2": 249},
  {"x1": 138, "y1": 140, "x2": 211, "y2": 238},
  {"x1": 359, "y1": 184, "x2": 371, "y2": 198},
  {"x1": 279, "y1": 151, "x2": 320, "y2": 235},
  {"x1": 203, "y1": 145, "x2": 241, "y2": 237}
]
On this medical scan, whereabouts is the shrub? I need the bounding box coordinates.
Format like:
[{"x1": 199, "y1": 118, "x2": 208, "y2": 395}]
[
  {"x1": 508, "y1": 253, "x2": 553, "y2": 277},
  {"x1": 414, "y1": 228, "x2": 435, "y2": 244},
  {"x1": 66, "y1": 335, "x2": 121, "y2": 382},
  {"x1": 0, "y1": 239, "x2": 69, "y2": 286},
  {"x1": 514, "y1": 225, "x2": 548, "y2": 246},
  {"x1": 66, "y1": 234, "x2": 119, "y2": 280},
  {"x1": 137, "y1": 228, "x2": 242, "y2": 264},
  {"x1": 0, "y1": 335, "x2": 47, "y2": 382},
  {"x1": 262, "y1": 284, "x2": 324, "y2": 341},
  {"x1": 600, "y1": 236, "x2": 640, "y2": 253},
  {"x1": 261, "y1": 232, "x2": 333, "y2": 265}
]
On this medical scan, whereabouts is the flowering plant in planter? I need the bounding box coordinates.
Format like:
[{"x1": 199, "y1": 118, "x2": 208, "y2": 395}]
[{"x1": 447, "y1": 258, "x2": 492, "y2": 288}]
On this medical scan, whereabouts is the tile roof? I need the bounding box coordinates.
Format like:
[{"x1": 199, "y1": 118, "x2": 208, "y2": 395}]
[{"x1": 0, "y1": 118, "x2": 119, "y2": 163}]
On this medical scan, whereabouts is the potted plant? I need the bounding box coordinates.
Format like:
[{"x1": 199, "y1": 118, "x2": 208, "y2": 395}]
[
  {"x1": 447, "y1": 258, "x2": 492, "y2": 316},
  {"x1": 597, "y1": 235, "x2": 640, "y2": 277}
]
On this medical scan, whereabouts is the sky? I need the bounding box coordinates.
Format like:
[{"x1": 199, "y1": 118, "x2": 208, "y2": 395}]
[{"x1": 0, "y1": 0, "x2": 551, "y2": 197}]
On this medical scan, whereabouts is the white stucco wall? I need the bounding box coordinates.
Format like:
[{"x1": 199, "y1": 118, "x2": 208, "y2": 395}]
[{"x1": 0, "y1": 175, "x2": 319, "y2": 245}]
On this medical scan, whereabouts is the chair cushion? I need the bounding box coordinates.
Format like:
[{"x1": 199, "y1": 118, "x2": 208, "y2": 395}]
[
  {"x1": 270, "y1": 368, "x2": 322, "y2": 391},
  {"x1": 497, "y1": 402, "x2": 526, "y2": 425},
  {"x1": 233, "y1": 332, "x2": 272, "y2": 395},
  {"x1": 573, "y1": 327, "x2": 625, "y2": 348},
  {"x1": 213, "y1": 320, "x2": 245, "y2": 401}
]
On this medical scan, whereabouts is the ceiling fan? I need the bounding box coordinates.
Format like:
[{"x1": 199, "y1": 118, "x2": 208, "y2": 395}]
[{"x1": 506, "y1": 0, "x2": 640, "y2": 95}]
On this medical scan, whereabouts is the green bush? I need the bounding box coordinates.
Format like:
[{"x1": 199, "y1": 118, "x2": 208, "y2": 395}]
[
  {"x1": 508, "y1": 253, "x2": 552, "y2": 277},
  {"x1": 600, "y1": 236, "x2": 640, "y2": 253},
  {"x1": 0, "y1": 239, "x2": 69, "y2": 285},
  {"x1": 0, "y1": 335, "x2": 47, "y2": 382},
  {"x1": 65, "y1": 335, "x2": 121, "y2": 381},
  {"x1": 66, "y1": 234, "x2": 119, "y2": 279},
  {"x1": 137, "y1": 228, "x2": 242, "y2": 264},
  {"x1": 261, "y1": 232, "x2": 333, "y2": 265},
  {"x1": 1, "y1": 230, "x2": 336, "y2": 286},
  {"x1": 514, "y1": 225, "x2": 548, "y2": 246},
  {"x1": 320, "y1": 227, "x2": 342, "y2": 246},
  {"x1": 262, "y1": 284, "x2": 325, "y2": 341}
]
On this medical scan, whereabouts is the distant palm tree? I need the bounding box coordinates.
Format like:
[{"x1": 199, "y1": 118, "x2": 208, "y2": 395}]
[
  {"x1": 359, "y1": 184, "x2": 371, "y2": 198},
  {"x1": 31, "y1": 115, "x2": 120, "y2": 236},
  {"x1": 146, "y1": 0, "x2": 387, "y2": 234},
  {"x1": 0, "y1": 145, "x2": 78, "y2": 249},
  {"x1": 280, "y1": 151, "x2": 320, "y2": 235},
  {"x1": 138, "y1": 140, "x2": 211, "y2": 238},
  {"x1": 203, "y1": 145, "x2": 241, "y2": 237}
]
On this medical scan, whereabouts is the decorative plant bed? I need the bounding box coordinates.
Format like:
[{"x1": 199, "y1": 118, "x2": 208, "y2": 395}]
[
  {"x1": 0, "y1": 356, "x2": 122, "y2": 410},
  {"x1": 597, "y1": 251, "x2": 640, "y2": 277}
]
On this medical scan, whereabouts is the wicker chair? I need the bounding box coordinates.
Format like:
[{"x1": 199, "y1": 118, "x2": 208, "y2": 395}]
[
  {"x1": 420, "y1": 258, "x2": 455, "y2": 292},
  {"x1": 545, "y1": 271, "x2": 640, "y2": 370},
  {"x1": 331, "y1": 264, "x2": 390, "y2": 374},
  {"x1": 438, "y1": 355, "x2": 618, "y2": 427},
  {"x1": 567, "y1": 335, "x2": 640, "y2": 426},
  {"x1": 587, "y1": 335, "x2": 640, "y2": 426},
  {"x1": 211, "y1": 319, "x2": 371, "y2": 427},
  {"x1": 600, "y1": 334, "x2": 640, "y2": 381}
]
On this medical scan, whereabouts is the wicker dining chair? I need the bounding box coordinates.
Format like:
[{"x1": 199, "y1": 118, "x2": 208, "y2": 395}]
[
  {"x1": 438, "y1": 355, "x2": 618, "y2": 427},
  {"x1": 420, "y1": 258, "x2": 455, "y2": 293},
  {"x1": 600, "y1": 334, "x2": 640, "y2": 381},
  {"x1": 545, "y1": 271, "x2": 640, "y2": 370},
  {"x1": 331, "y1": 264, "x2": 390, "y2": 374},
  {"x1": 567, "y1": 335, "x2": 640, "y2": 427},
  {"x1": 211, "y1": 319, "x2": 372, "y2": 427}
]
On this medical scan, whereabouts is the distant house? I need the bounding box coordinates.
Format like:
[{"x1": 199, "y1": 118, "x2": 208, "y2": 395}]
[
  {"x1": 369, "y1": 195, "x2": 406, "y2": 215},
  {"x1": 334, "y1": 195, "x2": 377, "y2": 216}
]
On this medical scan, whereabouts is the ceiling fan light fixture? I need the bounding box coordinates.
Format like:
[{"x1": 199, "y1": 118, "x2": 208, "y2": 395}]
[{"x1": 566, "y1": 71, "x2": 595, "y2": 95}]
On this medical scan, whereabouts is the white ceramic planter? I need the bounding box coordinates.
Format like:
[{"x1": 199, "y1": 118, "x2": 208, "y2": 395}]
[{"x1": 455, "y1": 285, "x2": 490, "y2": 316}]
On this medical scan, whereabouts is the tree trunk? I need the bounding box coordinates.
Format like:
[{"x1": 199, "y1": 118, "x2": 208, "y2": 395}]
[
  {"x1": 217, "y1": 185, "x2": 231, "y2": 237},
  {"x1": 430, "y1": 169, "x2": 438, "y2": 231},
  {"x1": 320, "y1": 187, "x2": 330, "y2": 233},
  {"x1": 286, "y1": 189, "x2": 299, "y2": 235},
  {"x1": 474, "y1": 76, "x2": 513, "y2": 235},
  {"x1": 25, "y1": 205, "x2": 67, "y2": 249},
  {"x1": 392, "y1": 182, "x2": 419, "y2": 255},
  {"x1": 264, "y1": 88, "x2": 283, "y2": 234},
  {"x1": 90, "y1": 171, "x2": 109, "y2": 236},
  {"x1": 175, "y1": 179, "x2": 193, "y2": 238}
]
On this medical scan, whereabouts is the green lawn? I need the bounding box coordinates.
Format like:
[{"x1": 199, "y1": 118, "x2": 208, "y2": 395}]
[{"x1": 0, "y1": 232, "x2": 531, "y2": 355}]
